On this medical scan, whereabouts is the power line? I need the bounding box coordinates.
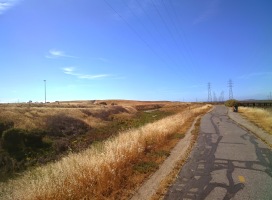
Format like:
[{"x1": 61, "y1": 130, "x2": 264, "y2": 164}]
[
  {"x1": 138, "y1": 0, "x2": 185, "y2": 70},
  {"x1": 103, "y1": 0, "x2": 167, "y2": 65},
  {"x1": 104, "y1": 0, "x2": 199, "y2": 89},
  {"x1": 161, "y1": 0, "x2": 193, "y2": 69},
  {"x1": 151, "y1": 0, "x2": 177, "y2": 45},
  {"x1": 133, "y1": 0, "x2": 184, "y2": 70},
  {"x1": 121, "y1": 0, "x2": 173, "y2": 67},
  {"x1": 151, "y1": 0, "x2": 186, "y2": 68},
  {"x1": 168, "y1": 0, "x2": 198, "y2": 70}
]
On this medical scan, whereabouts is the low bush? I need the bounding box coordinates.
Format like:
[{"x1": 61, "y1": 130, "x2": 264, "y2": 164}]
[
  {"x1": 53, "y1": 139, "x2": 70, "y2": 153},
  {"x1": 2, "y1": 128, "x2": 26, "y2": 152},
  {"x1": 0, "y1": 150, "x2": 21, "y2": 180},
  {"x1": 91, "y1": 106, "x2": 128, "y2": 121},
  {"x1": 133, "y1": 161, "x2": 159, "y2": 173},
  {"x1": 24, "y1": 129, "x2": 47, "y2": 149},
  {"x1": 0, "y1": 120, "x2": 14, "y2": 137},
  {"x1": 2, "y1": 128, "x2": 27, "y2": 160},
  {"x1": 225, "y1": 99, "x2": 239, "y2": 107},
  {"x1": 46, "y1": 114, "x2": 90, "y2": 137}
]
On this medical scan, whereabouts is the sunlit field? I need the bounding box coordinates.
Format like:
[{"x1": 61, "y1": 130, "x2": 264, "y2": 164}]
[
  {"x1": 239, "y1": 107, "x2": 272, "y2": 135},
  {"x1": 0, "y1": 102, "x2": 211, "y2": 200},
  {"x1": 0, "y1": 100, "x2": 178, "y2": 181}
]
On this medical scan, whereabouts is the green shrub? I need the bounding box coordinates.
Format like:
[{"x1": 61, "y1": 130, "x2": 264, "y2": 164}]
[
  {"x1": 46, "y1": 114, "x2": 90, "y2": 137},
  {"x1": 0, "y1": 120, "x2": 14, "y2": 137},
  {"x1": 53, "y1": 139, "x2": 69, "y2": 153},
  {"x1": 133, "y1": 161, "x2": 158, "y2": 173},
  {"x1": 24, "y1": 129, "x2": 47, "y2": 149},
  {"x1": 2, "y1": 128, "x2": 26, "y2": 151},
  {"x1": 0, "y1": 150, "x2": 20, "y2": 180},
  {"x1": 225, "y1": 99, "x2": 239, "y2": 107}
]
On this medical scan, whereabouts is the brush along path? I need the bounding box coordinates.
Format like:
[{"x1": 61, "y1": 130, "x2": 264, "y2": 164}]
[
  {"x1": 0, "y1": 104, "x2": 211, "y2": 200},
  {"x1": 131, "y1": 116, "x2": 200, "y2": 200},
  {"x1": 228, "y1": 108, "x2": 272, "y2": 146},
  {"x1": 164, "y1": 105, "x2": 272, "y2": 199}
]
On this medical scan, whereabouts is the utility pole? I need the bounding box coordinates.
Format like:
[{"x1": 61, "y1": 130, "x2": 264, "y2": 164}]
[
  {"x1": 44, "y1": 80, "x2": 46, "y2": 103},
  {"x1": 228, "y1": 79, "x2": 233, "y2": 100},
  {"x1": 208, "y1": 82, "x2": 212, "y2": 102}
]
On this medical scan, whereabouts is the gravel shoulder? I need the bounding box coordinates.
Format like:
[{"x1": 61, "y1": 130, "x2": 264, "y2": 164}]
[{"x1": 228, "y1": 108, "x2": 272, "y2": 147}]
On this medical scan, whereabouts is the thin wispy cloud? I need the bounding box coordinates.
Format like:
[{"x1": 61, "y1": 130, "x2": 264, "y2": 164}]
[
  {"x1": 46, "y1": 49, "x2": 77, "y2": 59},
  {"x1": 0, "y1": 0, "x2": 20, "y2": 14},
  {"x1": 62, "y1": 67, "x2": 110, "y2": 80},
  {"x1": 193, "y1": 0, "x2": 221, "y2": 25},
  {"x1": 237, "y1": 72, "x2": 272, "y2": 79}
]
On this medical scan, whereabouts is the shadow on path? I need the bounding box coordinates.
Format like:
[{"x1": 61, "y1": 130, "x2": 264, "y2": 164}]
[{"x1": 164, "y1": 106, "x2": 272, "y2": 200}]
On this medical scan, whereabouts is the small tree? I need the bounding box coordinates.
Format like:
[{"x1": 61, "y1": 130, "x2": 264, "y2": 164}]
[{"x1": 225, "y1": 99, "x2": 239, "y2": 107}]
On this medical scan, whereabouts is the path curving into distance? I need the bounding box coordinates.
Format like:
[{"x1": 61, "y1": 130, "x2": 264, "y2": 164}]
[{"x1": 165, "y1": 105, "x2": 272, "y2": 200}]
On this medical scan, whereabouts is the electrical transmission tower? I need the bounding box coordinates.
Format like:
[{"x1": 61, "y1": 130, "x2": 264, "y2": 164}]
[
  {"x1": 208, "y1": 82, "x2": 212, "y2": 102},
  {"x1": 213, "y1": 92, "x2": 217, "y2": 102},
  {"x1": 228, "y1": 79, "x2": 233, "y2": 100},
  {"x1": 219, "y1": 91, "x2": 224, "y2": 102}
]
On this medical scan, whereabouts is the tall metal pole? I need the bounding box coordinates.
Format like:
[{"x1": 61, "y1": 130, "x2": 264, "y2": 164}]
[
  {"x1": 44, "y1": 80, "x2": 46, "y2": 103},
  {"x1": 208, "y1": 82, "x2": 212, "y2": 102},
  {"x1": 228, "y1": 79, "x2": 233, "y2": 100}
]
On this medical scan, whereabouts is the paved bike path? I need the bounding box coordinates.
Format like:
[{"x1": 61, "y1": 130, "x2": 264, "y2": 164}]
[{"x1": 164, "y1": 105, "x2": 272, "y2": 200}]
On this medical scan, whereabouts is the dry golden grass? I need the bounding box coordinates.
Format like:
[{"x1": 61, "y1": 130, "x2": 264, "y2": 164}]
[
  {"x1": 0, "y1": 104, "x2": 211, "y2": 200},
  {"x1": 0, "y1": 106, "x2": 121, "y2": 130},
  {"x1": 151, "y1": 117, "x2": 203, "y2": 200},
  {"x1": 239, "y1": 107, "x2": 272, "y2": 135},
  {"x1": 0, "y1": 101, "x2": 196, "y2": 131}
]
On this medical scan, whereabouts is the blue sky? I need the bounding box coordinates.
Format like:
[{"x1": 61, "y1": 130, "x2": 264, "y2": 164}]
[{"x1": 1, "y1": 0, "x2": 272, "y2": 103}]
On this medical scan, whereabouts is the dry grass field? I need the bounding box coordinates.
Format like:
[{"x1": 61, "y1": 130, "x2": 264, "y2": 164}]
[
  {"x1": 0, "y1": 100, "x2": 175, "y2": 179},
  {"x1": 0, "y1": 100, "x2": 211, "y2": 199},
  {"x1": 239, "y1": 107, "x2": 272, "y2": 135}
]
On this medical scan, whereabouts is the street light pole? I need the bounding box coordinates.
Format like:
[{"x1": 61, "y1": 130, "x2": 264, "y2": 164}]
[{"x1": 44, "y1": 80, "x2": 46, "y2": 103}]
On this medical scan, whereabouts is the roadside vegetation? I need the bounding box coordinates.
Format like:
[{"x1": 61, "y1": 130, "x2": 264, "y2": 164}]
[
  {"x1": 239, "y1": 107, "x2": 272, "y2": 135},
  {"x1": 224, "y1": 99, "x2": 239, "y2": 107},
  {"x1": 0, "y1": 101, "x2": 211, "y2": 199},
  {"x1": 0, "y1": 101, "x2": 176, "y2": 181}
]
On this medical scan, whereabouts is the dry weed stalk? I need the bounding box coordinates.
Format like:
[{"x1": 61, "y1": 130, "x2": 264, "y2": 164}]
[
  {"x1": 239, "y1": 107, "x2": 272, "y2": 134},
  {"x1": 1, "y1": 105, "x2": 210, "y2": 200}
]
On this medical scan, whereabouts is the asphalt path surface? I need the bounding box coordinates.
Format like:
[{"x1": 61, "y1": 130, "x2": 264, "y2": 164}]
[{"x1": 164, "y1": 105, "x2": 272, "y2": 200}]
